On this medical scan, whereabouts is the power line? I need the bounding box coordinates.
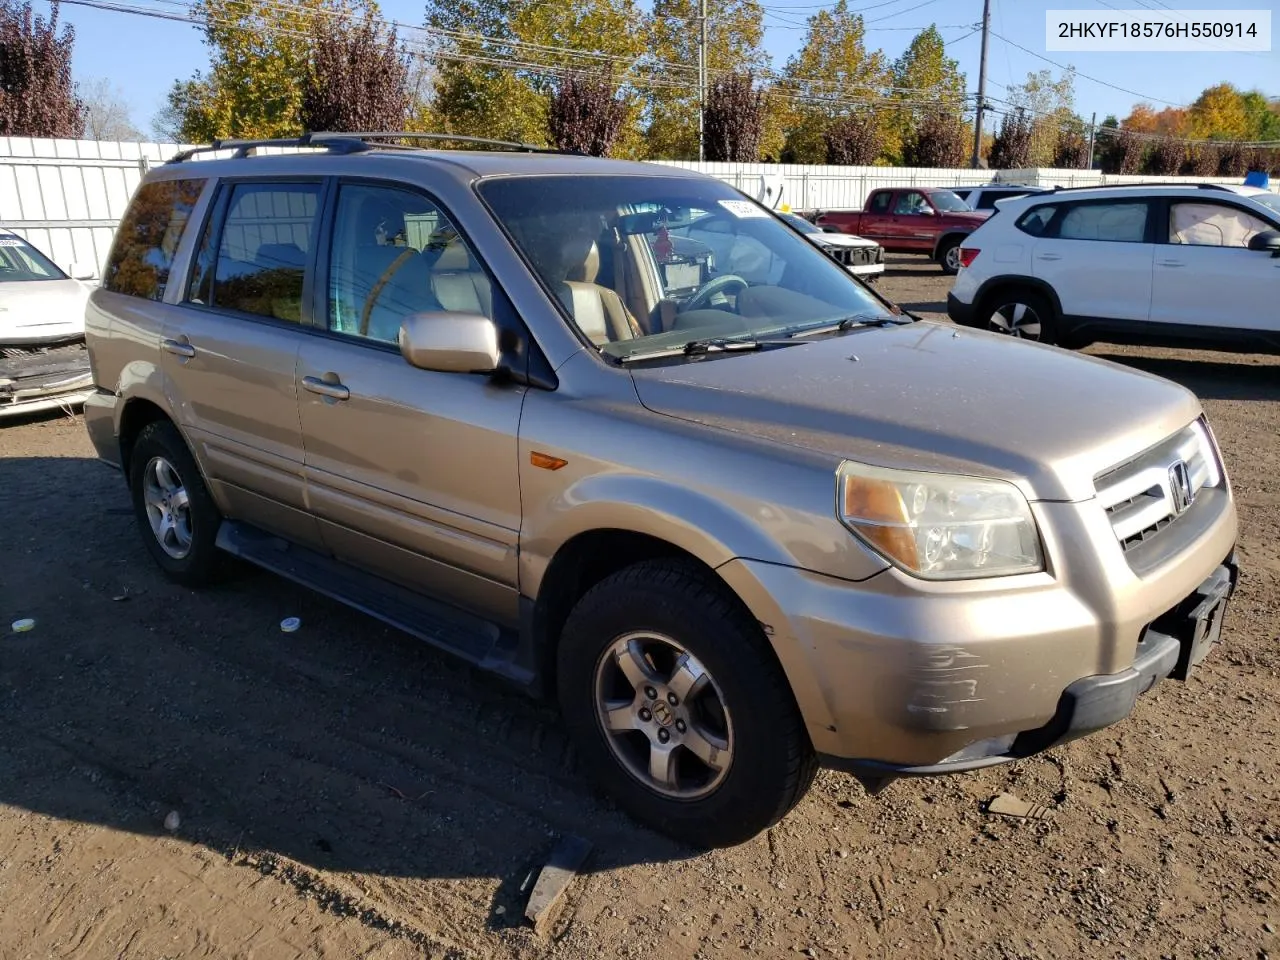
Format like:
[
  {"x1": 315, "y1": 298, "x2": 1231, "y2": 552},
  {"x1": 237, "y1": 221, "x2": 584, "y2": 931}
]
[{"x1": 988, "y1": 29, "x2": 1188, "y2": 107}]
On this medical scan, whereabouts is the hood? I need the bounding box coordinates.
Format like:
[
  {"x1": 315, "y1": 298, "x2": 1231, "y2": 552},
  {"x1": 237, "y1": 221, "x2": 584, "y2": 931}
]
[
  {"x1": 0, "y1": 279, "x2": 90, "y2": 343},
  {"x1": 628, "y1": 322, "x2": 1203, "y2": 502},
  {"x1": 811, "y1": 233, "x2": 878, "y2": 249},
  {"x1": 940, "y1": 210, "x2": 990, "y2": 224}
]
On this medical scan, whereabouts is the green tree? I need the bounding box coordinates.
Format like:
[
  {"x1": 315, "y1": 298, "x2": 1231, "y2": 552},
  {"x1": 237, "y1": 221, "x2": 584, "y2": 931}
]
[
  {"x1": 427, "y1": 0, "x2": 646, "y2": 152},
  {"x1": 1240, "y1": 90, "x2": 1280, "y2": 141},
  {"x1": 161, "y1": 0, "x2": 372, "y2": 141},
  {"x1": 1005, "y1": 68, "x2": 1077, "y2": 167},
  {"x1": 644, "y1": 0, "x2": 768, "y2": 160},
  {"x1": 780, "y1": 0, "x2": 888, "y2": 163},
  {"x1": 0, "y1": 0, "x2": 83, "y2": 138},
  {"x1": 887, "y1": 25, "x2": 965, "y2": 164}
]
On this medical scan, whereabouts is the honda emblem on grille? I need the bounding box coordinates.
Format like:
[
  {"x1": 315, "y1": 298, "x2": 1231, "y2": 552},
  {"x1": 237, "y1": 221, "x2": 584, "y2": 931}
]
[{"x1": 1168, "y1": 459, "x2": 1195, "y2": 515}]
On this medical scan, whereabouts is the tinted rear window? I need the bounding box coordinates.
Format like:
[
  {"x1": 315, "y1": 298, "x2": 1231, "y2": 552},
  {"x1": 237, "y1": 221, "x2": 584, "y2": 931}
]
[{"x1": 103, "y1": 178, "x2": 207, "y2": 300}]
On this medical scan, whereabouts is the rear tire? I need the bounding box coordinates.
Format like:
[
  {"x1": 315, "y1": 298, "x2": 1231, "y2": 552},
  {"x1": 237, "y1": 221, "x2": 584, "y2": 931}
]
[
  {"x1": 981, "y1": 288, "x2": 1059, "y2": 346},
  {"x1": 937, "y1": 237, "x2": 963, "y2": 275},
  {"x1": 557, "y1": 559, "x2": 817, "y2": 848},
  {"x1": 128, "y1": 419, "x2": 224, "y2": 587}
]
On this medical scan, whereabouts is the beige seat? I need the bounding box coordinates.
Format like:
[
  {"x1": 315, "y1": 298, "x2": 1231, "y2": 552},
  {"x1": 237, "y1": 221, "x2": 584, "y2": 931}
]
[
  {"x1": 562, "y1": 240, "x2": 642, "y2": 346},
  {"x1": 430, "y1": 239, "x2": 493, "y2": 317}
]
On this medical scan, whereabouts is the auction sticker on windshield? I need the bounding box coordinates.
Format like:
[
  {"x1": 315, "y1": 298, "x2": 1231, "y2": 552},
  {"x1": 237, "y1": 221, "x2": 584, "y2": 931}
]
[{"x1": 718, "y1": 199, "x2": 769, "y2": 218}]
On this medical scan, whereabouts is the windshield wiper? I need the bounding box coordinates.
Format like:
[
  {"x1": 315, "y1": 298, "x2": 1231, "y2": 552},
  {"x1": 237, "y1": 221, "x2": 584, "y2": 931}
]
[
  {"x1": 618, "y1": 335, "x2": 794, "y2": 364},
  {"x1": 787, "y1": 312, "x2": 913, "y2": 338}
]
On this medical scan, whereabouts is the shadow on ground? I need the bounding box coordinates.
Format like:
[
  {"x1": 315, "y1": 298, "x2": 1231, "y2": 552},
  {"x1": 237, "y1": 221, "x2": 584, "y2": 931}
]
[
  {"x1": 1091, "y1": 351, "x2": 1280, "y2": 402},
  {"x1": 0, "y1": 453, "x2": 693, "y2": 903}
]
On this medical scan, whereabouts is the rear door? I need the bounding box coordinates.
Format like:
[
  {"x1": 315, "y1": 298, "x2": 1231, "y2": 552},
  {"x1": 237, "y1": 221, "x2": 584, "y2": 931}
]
[
  {"x1": 854, "y1": 190, "x2": 894, "y2": 243},
  {"x1": 888, "y1": 190, "x2": 936, "y2": 251},
  {"x1": 295, "y1": 179, "x2": 525, "y2": 624},
  {"x1": 1031, "y1": 199, "x2": 1155, "y2": 322},
  {"x1": 1151, "y1": 198, "x2": 1280, "y2": 331},
  {"x1": 163, "y1": 178, "x2": 326, "y2": 549}
]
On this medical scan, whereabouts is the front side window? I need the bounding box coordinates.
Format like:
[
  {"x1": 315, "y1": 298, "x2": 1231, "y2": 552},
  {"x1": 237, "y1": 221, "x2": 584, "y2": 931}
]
[
  {"x1": 478, "y1": 175, "x2": 894, "y2": 361},
  {"x1": 894, "y1": 192, "x2": 929, "y2": 215},
  {"x1": 187, "y1": 182, "x2": 320, "y2": 322},
  {"x1": 1169, "y1": 202, "x2": 1273, "y2": 248},
  {"x1": 102, "y1": 178, "x2": 206, "y2": 299},
  {"x1": 1058, "y1": 202, "x2": 1148, "y2": 242},
  {"x1": 327, "y1": 183, "x2": 489, "y2": 343},
  {"x1": 0, "y1": 234, "x2": 65, "y2": 282}
]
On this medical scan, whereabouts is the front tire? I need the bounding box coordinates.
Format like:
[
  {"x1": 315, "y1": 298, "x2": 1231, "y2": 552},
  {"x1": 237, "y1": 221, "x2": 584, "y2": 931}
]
[
  {"x1": 557, "y1": 560, "x2": 817, "y2": 848},
  {"x1": 128, "y1": 419, "x2": 224, "y2": 587}
]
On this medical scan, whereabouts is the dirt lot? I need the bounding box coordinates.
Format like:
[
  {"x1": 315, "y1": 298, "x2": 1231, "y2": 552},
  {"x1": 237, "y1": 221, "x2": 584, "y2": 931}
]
[{"x1": 2, "y1": 256, "x2": 1278, "y2": 960}]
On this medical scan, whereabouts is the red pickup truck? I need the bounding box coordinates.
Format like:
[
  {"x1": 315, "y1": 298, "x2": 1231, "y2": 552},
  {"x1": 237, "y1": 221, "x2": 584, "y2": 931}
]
[{"x1": 815, "y1": 187, "x2": 988, "y2": 274}]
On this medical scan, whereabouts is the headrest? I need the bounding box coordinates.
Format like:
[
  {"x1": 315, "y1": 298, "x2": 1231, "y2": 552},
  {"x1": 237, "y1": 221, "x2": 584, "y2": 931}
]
[
  {"x1": 566, "y1": 241, "x2": 600, "y2": 283},
  {"x1": 433, "y1": 238, "x2": 474, "y2": 272}
]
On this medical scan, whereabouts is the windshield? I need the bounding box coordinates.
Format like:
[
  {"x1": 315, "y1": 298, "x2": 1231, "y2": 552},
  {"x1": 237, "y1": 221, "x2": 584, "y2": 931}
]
[
  {"x1": 1248, "y1": 192, "x2": 1280, "y2": 217},
  {"x1": 0, "y1": 235, "x2": 65, "y2": 281},
  {"x1": 478, "y1": 175, "x2": 893, "y2": 360},
  {"x1": 780, "y1": 212, "x2": 821, "y2": 235},
  {"x1": 925, "y1": 190, "x2": 972, "y2": 213}
]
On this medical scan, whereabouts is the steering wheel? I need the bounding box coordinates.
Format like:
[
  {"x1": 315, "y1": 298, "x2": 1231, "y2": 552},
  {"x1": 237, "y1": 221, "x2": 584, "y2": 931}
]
[{"x1": 684, "y1": 274, "x2": 749, "y2": 312}]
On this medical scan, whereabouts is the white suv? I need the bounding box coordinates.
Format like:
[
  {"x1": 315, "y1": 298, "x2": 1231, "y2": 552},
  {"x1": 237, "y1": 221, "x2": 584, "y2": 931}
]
[{"x1": 947, "y1": 184, "x2": 1280, "y2": 350}]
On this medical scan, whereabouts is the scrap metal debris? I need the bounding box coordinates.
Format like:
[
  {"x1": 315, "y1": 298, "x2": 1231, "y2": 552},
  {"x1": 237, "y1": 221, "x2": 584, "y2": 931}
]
[{"x1": 524, "y1": 834, "x2": 592, "y2": 937}]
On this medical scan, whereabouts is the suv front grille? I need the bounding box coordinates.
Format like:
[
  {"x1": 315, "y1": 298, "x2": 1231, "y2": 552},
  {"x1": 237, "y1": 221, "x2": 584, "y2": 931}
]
[{"x1": 1094, "y1": 421, "x2": 1219, "y2": 554}]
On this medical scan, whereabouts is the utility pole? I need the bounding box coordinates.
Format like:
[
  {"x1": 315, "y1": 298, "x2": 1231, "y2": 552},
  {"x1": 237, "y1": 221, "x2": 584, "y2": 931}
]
[
  {"x1": 1086, "y1": 111, "x2": 1097, "y2": 169},
  {"x1": 970, "y1": 0, "x2": 991, "y2": 168},
  {"x1": 698, "y1": 0, "x2": 708, "y2": 161}
]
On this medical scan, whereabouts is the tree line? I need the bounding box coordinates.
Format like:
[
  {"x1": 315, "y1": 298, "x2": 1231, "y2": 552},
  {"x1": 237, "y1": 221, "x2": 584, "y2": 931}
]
[{"x1": 2, "y1": 0, "x2": 1277, "y2": 174}]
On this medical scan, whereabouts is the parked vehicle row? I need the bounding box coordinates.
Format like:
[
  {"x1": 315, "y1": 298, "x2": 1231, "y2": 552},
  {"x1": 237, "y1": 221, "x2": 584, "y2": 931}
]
[
  {"x1": 815, "y1": 187, "x2": 987, "y2": 274},
  {"x1": 0, "y1": 230, "x2": 97, "y2": 418},
  {"x1": 947, "y1": 183, "x2": 1280, "y2": 351},
  {"x1": 75, "y1": 133, "x2": 1238, "y2": 848}
]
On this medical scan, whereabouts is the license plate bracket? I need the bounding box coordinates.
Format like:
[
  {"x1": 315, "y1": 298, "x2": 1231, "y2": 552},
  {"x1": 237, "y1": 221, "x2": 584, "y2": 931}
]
[{"x1": 1167, "y1": 566, "x2": 1234, "y2": 682}]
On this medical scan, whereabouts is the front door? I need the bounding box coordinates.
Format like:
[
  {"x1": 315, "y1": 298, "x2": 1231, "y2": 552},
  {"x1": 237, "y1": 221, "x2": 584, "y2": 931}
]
[
  {"x1": 297, "y1": 181, "x2": 525, "y2": 624},
  {"x1": 164, "y1": 178, "x2": 325, "y2": 549},
  {"x1": 888, "y1": 190, "x2": 936, "y2": 251},
  {"x1": 1151, "y1": 199, "x2": 1280, "y2": 331}
]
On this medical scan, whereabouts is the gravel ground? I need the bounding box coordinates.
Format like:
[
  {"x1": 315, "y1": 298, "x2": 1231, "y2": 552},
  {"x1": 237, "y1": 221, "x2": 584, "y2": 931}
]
[{"x1": 1, "y1": 255, "x2": 1278, "y2": 959}]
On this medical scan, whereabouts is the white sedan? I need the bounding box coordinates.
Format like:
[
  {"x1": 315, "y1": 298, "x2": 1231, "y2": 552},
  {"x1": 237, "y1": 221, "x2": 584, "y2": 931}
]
[
  {"x1": 0, "y1": 231, "x2": 95, "y2": 418},
  {"x1": 778, "y1": 212, "x2": 885, "y2": 281}
]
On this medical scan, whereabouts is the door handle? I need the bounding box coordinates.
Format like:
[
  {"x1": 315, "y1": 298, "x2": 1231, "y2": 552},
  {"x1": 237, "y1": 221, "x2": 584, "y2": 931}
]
[
  {"x1": 161, "y1": 338, "x2": 196, "y2": 358},
  {"x1": 1036, "y1": 253, "x2": 1062, "y2": 261},
  {"x1": 1157, "y1": 260, "x2": 1185, "y2": 267},
  {"x1": 301, "y1": 375, "x2": 350, "y2": 401}
]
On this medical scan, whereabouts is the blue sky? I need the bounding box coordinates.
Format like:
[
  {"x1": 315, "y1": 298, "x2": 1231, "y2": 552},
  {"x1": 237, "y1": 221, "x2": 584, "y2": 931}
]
[{"x1": 54, "y1": 0, "x2": 1280, "y2": 140}]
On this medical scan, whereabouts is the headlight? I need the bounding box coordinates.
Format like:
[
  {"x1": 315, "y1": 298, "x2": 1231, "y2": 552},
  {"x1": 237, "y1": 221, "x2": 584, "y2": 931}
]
[
  {"x1": 1189, "y1": 418, "x2": 1222, "y2": 488},
  {"x1": 836, "y1": 461, "x2": 1044, "y2": 580}
]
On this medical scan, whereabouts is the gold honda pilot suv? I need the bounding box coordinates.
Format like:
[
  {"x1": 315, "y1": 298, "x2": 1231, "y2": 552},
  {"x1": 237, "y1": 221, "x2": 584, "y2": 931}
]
[{"x1": 83, "y1": 134, "x2": 1239, "y2": 847}]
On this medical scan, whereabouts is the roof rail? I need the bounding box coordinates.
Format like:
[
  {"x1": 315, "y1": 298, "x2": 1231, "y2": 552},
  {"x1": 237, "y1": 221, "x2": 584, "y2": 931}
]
[
  {"x1": 1048, "y1": 181, "x2": 1235, "y2": 193},
  {"x1": 167, "y1": 133, "x2": 373, "y2": 163},
  {"x1": 306, "y1": 131, "x2": 580, "y2": 155},
  {"x1": 165, "y1": 131, "x2": 582, "y2": 165}
]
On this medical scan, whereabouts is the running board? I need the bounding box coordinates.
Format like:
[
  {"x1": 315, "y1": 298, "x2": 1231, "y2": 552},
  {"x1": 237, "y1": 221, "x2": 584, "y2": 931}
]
[{"x1": 215, "y1": 520, "x2": 535, "y2": 688}]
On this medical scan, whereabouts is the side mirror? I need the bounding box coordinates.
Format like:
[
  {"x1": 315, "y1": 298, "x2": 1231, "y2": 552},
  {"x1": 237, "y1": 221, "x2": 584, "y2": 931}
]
[
  {"x1": 1246, "y1": 229, "x2": 1280, "y2": 256},
  {"x1": 68, "y1": 261, "x2": 96, "y2": 280},
  {"x1": 919, "y1": 206, "x2": 936, "y2": 216},
  {"x1": 398, "y1": 311, "x2": 501, "y2": 374}
]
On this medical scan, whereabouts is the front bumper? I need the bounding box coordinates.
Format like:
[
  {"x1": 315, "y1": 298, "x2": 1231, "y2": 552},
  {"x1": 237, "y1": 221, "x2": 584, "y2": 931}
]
[
  {"x1": 946, "y1": 291, "x2": 977, "y2": 327},
  {"x1": 0, "y1": 338, "x2": 93, "y2": 418},
  {"x1": 716, "y1": 493, "x2": 1238, "y2": 772},
  {"x1": 849, "y1": 262, "x2": 885, "y2": 279}
]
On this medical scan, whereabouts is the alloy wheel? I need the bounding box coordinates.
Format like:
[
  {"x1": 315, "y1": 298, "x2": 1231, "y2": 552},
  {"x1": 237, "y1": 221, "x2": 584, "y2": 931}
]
[
  {"x1": 593, "y1": 632, "x2": 734, "y2": 800},
  {"x1": 141, "y1": 455, "x2": 193, "y2": 559},
  {"x1": 989, "y1": 301, "x2": 1043, "y2": 340}
]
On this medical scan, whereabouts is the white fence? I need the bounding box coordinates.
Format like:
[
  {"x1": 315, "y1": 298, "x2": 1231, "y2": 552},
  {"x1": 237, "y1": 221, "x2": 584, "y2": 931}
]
[{"x1": 0, "y1": 136, "x2": 1272, "y2": 279}]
